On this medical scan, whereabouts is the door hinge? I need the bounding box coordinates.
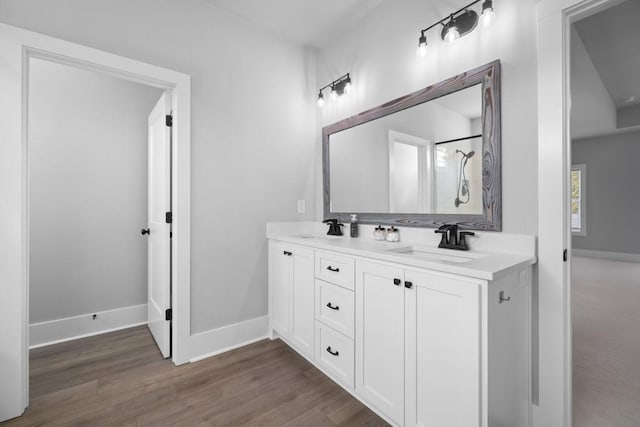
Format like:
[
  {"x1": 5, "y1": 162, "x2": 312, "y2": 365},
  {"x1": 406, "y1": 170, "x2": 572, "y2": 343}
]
[
  {"x1": 563, "y1": 249, "x2": 568, "y2": 262},
  {"x1": 165, "y1": 308, "x2": 172, "y2": 321},
  {"x1": 165, "y1": 212, "x2": 172, "y2": 224},
  {"x1": 165, "y1": 115, "x2": 173, "y2": 127}
]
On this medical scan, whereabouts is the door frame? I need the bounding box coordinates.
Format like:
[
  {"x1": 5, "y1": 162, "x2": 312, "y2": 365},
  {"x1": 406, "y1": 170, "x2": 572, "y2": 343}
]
[
  {"x1": 536, "y1": 1, "x2": 624, "y2": 426},
  {"x1": 0, "y1": 23, "x2": 191, "y2": 420}
]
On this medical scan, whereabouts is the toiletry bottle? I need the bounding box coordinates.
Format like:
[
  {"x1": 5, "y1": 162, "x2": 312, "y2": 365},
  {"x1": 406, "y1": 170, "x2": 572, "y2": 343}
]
[
  {"x1": 350, "y1": 214, "x2": 358, "y2": 238},
  {"x1": 374, "y1": 225, "x2": 386, "y2": 241},
  {"x1": 386, "y1": 226, "x2": 400, "y2": 242}
]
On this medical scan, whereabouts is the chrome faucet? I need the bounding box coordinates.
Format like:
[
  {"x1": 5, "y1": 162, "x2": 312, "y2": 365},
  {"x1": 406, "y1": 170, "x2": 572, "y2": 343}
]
[{"x1": 435, "y1": 224, "x2": 475, "y2": 251}]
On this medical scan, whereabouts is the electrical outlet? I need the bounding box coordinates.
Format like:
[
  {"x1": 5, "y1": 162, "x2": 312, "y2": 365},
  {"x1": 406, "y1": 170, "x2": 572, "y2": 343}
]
[{"x1": 297, "y1": 200, "x2": 306, "y2": 214}]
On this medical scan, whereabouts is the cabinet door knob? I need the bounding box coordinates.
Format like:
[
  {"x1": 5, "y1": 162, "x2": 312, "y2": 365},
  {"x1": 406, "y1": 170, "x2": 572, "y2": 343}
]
[
  {"x1": 404, "y1": 281, "x2": 413, "y2": 289},
  {"x1": 393, "y1": 278, "x2": 401, "y2": 286},
  {"x1": 283, "y1": 251, "x2": 292, "y2": 256},
  {"x1": 326, "y1": 266, "x2": 340, "y2": 272},
  {"x1": 326, "y1": 302, "x2": 340, "y2": 311},
  {"x1": 141, "y1": 228, "x2": 150, "y2": 235},
  {"x1": 326, "y1": 346, "x2": 339, "y2": 356}
]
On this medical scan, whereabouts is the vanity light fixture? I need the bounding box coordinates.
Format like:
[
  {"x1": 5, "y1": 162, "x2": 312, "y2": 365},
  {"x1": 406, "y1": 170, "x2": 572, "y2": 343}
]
[
  {"x1": 416, "y1": 0, "x2": 495, "y2": 56},
  {"x1": 480, "y1": 0, "x2": 495, "y2": 27},
  {"x1": 317, "y1": 73, "x2": 352, "y2": 108}
]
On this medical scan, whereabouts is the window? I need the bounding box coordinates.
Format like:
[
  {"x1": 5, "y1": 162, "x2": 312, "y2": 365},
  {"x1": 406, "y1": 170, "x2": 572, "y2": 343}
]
[{"x1": 571, "y1": 164, "x2": 586, "y2": 235}]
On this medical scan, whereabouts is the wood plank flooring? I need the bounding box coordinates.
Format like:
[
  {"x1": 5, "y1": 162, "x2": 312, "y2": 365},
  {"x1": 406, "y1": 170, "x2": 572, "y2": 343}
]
[{"x1": 2, "y1": 326, "x2": 388, "y2": 426}]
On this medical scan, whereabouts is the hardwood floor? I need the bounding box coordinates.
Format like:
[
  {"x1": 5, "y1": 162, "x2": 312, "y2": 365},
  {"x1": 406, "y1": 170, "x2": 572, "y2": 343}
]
[{"x1": 2, "y1": 326, "x2": 388, "y2": 426}]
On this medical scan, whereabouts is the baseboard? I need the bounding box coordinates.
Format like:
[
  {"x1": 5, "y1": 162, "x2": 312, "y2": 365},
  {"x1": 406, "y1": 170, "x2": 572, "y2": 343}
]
[
  {"x1": 572, "y1": 249, "x2": 640, "y2": 263},
  {"x1": 189, "y1": 315, "x2": 269, "y2": 362},
  {"x1": 29, "y1": 304, "x2": 147, "y2": 349}
]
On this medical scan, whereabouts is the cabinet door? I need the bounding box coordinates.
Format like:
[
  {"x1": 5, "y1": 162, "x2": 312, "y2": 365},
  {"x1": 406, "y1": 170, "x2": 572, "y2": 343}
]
[
  {"x1": 404, "y1": 270, "x2": 480, "y2": 427},
  {"x1": 269, "y1": 241, "x2": 292, "y2": 338},
  {"x1": 355, "y1": 260, "x2": 405, "y2": 426},
  {"x1": 289, "y1": 246, "x2": 315, "y2": 358}
]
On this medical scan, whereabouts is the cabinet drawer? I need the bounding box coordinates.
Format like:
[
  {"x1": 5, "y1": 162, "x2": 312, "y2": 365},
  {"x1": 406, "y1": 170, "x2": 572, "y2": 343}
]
[
  {"x1": 315, "y1": 279, "x2": 354, "y2": 339},
  {"x1": 315, "y1": 251, "x2": 355, "y2": 290},
  {"x1": 315, "y1": 322, "x2": 354, "y2": 388}
]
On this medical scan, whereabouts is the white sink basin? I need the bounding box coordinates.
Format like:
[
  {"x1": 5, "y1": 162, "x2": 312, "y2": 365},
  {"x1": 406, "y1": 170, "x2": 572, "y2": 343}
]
[
  {"x1": 386, "y1": 245, "x2": 484, "y2": 264},
  {"x1": 297, "y1": 234, "x2": 341, "y2": 240}
]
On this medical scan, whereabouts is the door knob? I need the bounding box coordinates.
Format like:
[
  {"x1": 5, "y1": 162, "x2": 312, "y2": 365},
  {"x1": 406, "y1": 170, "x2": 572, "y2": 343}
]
[{"x1": 141, "y1": 228, "x2": 150, "y2": 235}]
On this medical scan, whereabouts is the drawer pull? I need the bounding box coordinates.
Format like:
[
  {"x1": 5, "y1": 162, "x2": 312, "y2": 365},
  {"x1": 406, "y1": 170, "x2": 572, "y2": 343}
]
[
  {"x1": 326, "y1": 302, "x2": 340, "y2": 311},
  {"x1": 326, "y1": 266, "x2": 340, "y2": 272},
  {"x1": 393, "y1": 278, "x2": 401, "y2": 286},
  {"x1": 283, "y1": 251, "x2": 292, "y2": 256},
  {"x1": 326, "y1": 346, "x2": 339, "y2": 356},
  {"x1": 404, "y1": 281, "x2": 413, "y2": 289}
]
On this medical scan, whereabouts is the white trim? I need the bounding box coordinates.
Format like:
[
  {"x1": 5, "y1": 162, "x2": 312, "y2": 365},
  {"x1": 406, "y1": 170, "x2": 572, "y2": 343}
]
[
  {"x1": 536, "y1": 1, "x2": 620, "y2": 426},
  {"x1": 571, "y1": 164, "x2": 587, "y2": 236},
  {"x1": 387, "y1": 130, "x2": 435, "y2": 213},
  {"x1": 572, "y1": 249, "x2": 640, "y2": 263},
  {"x1": 29, "y1": 304, "x2": 147, "y2": 349},
  {"x1": 0, "y1": 23, "x2": 191, "y2": 421},
  {"x1": 189, "y1": 315, "x2": 270, "y2": 363}
]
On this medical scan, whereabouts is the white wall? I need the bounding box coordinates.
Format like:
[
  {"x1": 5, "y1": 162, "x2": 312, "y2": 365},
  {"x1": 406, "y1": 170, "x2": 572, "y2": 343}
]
[
  {"x1": 617, "y1": 104, "x2": 640, "y2": 129},
  {"x1": 316, "y1": 0, "x2": 539, "y2": 235},
  {"x1": 572, "y1": 130, "x2": 640, "y2": 254},
  {"x1": 28, "y1": 58, "x2": 161, "y2": 324},
  {"x1": 570, "y1": 27, "x2": 617, "y2": 139},
  {"x1": 0, "y1": 0, "x2": 317, "y2": 334}
]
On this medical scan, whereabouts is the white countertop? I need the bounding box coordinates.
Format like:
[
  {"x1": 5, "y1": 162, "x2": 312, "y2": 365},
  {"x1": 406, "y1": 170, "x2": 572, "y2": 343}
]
[{"x1": 268, "y1": 229, "x2": 537, "y2": 281}]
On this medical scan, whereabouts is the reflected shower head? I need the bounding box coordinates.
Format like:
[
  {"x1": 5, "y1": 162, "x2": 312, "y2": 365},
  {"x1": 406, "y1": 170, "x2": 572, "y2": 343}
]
[{"x1": 456, "y1": 149, "x2": 475, "y2": 159}]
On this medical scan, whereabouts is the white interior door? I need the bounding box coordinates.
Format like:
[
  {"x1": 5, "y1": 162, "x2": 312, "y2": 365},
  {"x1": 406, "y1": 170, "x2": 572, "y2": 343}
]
[{"x1": 146, "y1": 91, "x2": 171, "y2": 358}]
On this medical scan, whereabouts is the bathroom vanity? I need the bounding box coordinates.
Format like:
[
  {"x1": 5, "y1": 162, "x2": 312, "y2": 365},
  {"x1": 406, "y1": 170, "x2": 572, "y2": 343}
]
[
  {"x1": 267, "y1": 224, "x2": 535, "y2": 427},
  {"x1": 267, "y1": 60, "x2": 531, "y2": 426}
]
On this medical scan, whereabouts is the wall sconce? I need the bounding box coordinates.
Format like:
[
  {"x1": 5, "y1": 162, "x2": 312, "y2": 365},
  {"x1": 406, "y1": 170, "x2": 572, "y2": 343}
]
[
  {"x1": 317, "y1": 73, "x2": 352, "y2": 108},
  {"x1": 416, "y1": 0, "x2": 495, "y2": 57}
]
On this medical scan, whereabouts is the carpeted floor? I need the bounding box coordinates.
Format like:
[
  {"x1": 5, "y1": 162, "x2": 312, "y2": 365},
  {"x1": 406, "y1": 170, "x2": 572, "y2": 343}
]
[{"x1": 572, "y1": 256, "x2": 640, "y2": 426}]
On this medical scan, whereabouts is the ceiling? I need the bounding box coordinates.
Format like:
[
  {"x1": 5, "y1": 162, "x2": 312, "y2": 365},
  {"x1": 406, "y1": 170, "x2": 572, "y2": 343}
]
[
  {"x1": 574, "y1": 0, "x2": 640, "y2": 108},
  {"x1": 202, "y1": 0, "x2": 386, "y2": 49}
]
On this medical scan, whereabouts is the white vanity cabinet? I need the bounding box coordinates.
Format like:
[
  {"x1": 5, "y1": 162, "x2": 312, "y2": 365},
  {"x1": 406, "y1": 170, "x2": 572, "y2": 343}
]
[
  {"x1": 355, "y1": 260, "x2": 481, "y2": 426},
  {"x1": 268, "y1": 240, "x2": 315, "y2": 359},
  {"x1": 355, "y1": 260, "x2": 530, "y2": 427},
  {"x1": 268, "y1": 235, "x2": 533, "y2": 427}
]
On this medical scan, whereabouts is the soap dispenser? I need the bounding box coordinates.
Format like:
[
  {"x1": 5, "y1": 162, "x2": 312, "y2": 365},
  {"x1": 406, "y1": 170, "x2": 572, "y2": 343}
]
[{"x1": 350, "y1": 214, "x2": 358, "y2": 238}]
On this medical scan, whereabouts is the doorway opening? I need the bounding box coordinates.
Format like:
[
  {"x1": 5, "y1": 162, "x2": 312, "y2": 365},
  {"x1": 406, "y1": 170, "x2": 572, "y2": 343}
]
[
  {"x1": 27, "y1": 57, "x2": 172, "y2": 358},
  {"x1": 0, "y1": 24, "x2": 192, "y2": 420},
  {"x1": 569, "y1": 1, "x2": 640, "y2": 424}
]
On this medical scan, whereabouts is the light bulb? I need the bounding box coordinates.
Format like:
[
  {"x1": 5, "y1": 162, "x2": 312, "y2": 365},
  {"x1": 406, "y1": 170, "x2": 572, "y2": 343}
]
[
  {"x1": 330, "y1": 86, "x2": 338, "y2": 100},
  {"x1": 317, "y1": 93, "x2": 325, "y2": 108},
  {"x1": 416, "y1": 33, "x2": 427, "y2": 57},
  {"x1": 481, "y1": 8, "x2": 494, "y2": 27},
  {"x1": 444, "y1": 25, "x2": 460, "y2": 44},
  {"x1": 344, "y1": 76, "x2": 352, "y2": 94},
  {"x1": 481, "y1": 0, "x2": 495, "y2": 27}
]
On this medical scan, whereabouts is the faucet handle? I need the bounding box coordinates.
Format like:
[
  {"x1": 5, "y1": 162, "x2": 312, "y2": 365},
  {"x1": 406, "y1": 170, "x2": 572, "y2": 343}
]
[{"x1": 458, "y1": 231, "x2": 475, "y2": 250}]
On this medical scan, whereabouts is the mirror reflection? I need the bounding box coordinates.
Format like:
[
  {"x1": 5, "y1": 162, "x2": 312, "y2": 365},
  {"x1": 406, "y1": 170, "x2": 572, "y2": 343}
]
[{"x1": 329, "y1": 84, "x2": 482, "y2": 215}]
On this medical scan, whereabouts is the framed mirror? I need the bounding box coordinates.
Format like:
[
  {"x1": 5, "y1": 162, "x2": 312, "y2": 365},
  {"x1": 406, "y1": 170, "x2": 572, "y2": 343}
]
[{"x1": 323, "y1": 60, "x2": 501, "y2": 230}]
